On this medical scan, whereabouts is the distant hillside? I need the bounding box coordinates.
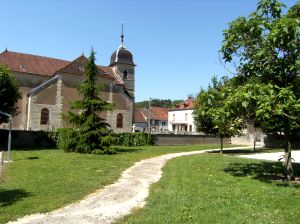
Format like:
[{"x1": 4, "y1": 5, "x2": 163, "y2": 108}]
[{"x1": 135, "y1": 99, "x2": 183, "y2": 109}]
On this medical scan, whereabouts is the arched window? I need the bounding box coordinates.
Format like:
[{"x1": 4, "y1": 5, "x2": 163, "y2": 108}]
[
  {"x1": 123, "y1": 70, "x2": 128, "y2": 80},
  {"x1": 40, "y1": 108, "x2": 49, "y2": 125},
  {"x1": 116, "y1": 113, "x2": 123, "y2": 128}
]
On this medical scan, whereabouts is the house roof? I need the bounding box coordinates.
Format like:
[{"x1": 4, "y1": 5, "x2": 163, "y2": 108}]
[
  {"x1": 151, "y1": 107, "x2": 168, "y2": 120},
  {"x1": 135, "y1": 108, "x2": 148, "y2": 123},
  {"x1": 173, "y1": 97, "x2": 195, "y2": 110},
  {"x1": 0, "y1": 50, "x2": 115, "y2": 81},
  {"x1": 134, "y1": 107, "x2": 168, "y2": 123}
]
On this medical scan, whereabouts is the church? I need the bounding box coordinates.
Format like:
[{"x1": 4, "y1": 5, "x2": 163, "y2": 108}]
[{"x1": 0, "y1": 35, "x2": 135, "y2": 133}]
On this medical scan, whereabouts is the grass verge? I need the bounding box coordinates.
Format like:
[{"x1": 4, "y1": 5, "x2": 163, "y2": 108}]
[
  {"x1": 0, "y1": 144, "x2": 230, "y2": 223},
  {"x1": 120, "y1": 153, "x2": 300, "y2": 224}
]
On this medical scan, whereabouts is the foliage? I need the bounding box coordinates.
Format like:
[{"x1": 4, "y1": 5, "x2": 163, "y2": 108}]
[
  {"x1": 220, "y1": 0, "x2": 300, "y2": 180},
  {"x1": 63, "y1": 49, "x2": 113, "y2": 153},
  {"x1": 135, "y1": 99, "x2": 183, "y2": 109},
  {"x1": 56, "y1": 128, "x2": 78, "y2": 152},
  {"x1": 194, "y1": 76, "x2": 245, "y2": 152},
  {"x1": 114, "y1": 132, "x2": 154, "y2": 147},
  {"x1": 0, "y1": 65, "x2": 21, "y2": 123}
]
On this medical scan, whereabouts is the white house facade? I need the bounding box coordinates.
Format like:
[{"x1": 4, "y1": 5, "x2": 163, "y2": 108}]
[{"x1": 168, "y1": 97, "x2": 196, "y2": 134}]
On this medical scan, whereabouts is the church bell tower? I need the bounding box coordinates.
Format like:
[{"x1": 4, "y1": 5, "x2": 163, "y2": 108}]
[{"x1": 109, "y1": 24, "x2": 135, "y2": 99}]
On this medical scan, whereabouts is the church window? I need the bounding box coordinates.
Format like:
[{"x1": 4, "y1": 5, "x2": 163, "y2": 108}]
[
  {"x1": 40, "y1": 108, "x2": 49, "y2": 125},
  {"x1": 117, "y1": 113, "x2": 123, "y2": 128},
  {"x1": 123, "y1": 70, "x2": 128, "y2": 79}
]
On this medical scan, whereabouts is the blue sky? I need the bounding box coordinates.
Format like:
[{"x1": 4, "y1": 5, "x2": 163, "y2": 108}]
[{"x1": 0, "y1": 0, "x2": 297, "y2": 102}]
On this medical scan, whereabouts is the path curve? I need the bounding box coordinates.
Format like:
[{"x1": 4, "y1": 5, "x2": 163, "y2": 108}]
[{"x1": 8, "y1": 146, "x2": 251, "y2": 224}]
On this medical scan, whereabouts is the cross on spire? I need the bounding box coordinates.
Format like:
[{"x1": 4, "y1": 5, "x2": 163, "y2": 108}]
[{"x1": 121, "y1": 22, "x2": 125, "y2": 48}]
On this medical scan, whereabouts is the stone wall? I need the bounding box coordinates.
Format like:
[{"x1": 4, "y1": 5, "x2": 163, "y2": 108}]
[
  {"x1": 154, "y1": 134, "x2": 230, "y2": 146},
  {"x1": 264, "y1": 134, "x2": 300, "y2": 148},
  {"x1": 0, "y1": 129, "x2": 55, "y2": 148}
]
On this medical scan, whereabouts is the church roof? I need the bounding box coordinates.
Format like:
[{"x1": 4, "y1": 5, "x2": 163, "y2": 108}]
[
  {"x1": 109, "y1": 46, "x2": 135, "y2": 66},
  {"x1": 0, "y1": 50, "x2": 116, "y2": 81},
  {"x1": 0, "y1": 50, "x2": 69, "y2": 76}
]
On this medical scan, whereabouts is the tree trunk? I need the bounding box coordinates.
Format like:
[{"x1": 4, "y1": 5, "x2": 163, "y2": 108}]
[
  {"x1": 0, "y1": 151, "x2": 3, "y2": 177},
  {"x1": 283, "y1": 125, "x2": 295, "y2": 181},
  {"x1": 253, "y1": 125, "x2": 256, "y2": 152},
  {"x1": 220, "y1": 137, "x2": 223, "y2": 154}
]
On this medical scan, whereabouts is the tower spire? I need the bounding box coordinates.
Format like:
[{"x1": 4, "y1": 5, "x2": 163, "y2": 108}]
[{"x1": 120, "y1": 22, "x2": 124, "y2": 48}]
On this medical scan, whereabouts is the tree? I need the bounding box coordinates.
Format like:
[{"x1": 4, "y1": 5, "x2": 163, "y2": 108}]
[
  {"x1": 223, "y1": 80, "x2": 262, "y2": 151},
  {"x1": 63, "y1": 49, "x2": 113, "y2": 153},
  {"x1": 135, "y1": 99, "x2": 183, "y2": 108},
  {"x1": 221, "y1": 0, "x2": 300, "y2": 180},
  {"x1": 194, "y1": 76, "x2": 245, "y2": 153},
  {"x1": 0, "y1": 65, "x2": 21, "y2": 123}
]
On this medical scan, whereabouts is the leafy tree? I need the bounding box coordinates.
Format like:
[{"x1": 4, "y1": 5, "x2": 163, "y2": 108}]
[
  {"x1": 135, "y1": 99, "x2": 183, "y2": 108},
  {"x1": 194, "y1": 76, "x2": 245, "y2": 153},
  {"x1": 63, "y1": 49, "x2": 113, "y2": 153},
  {"x1": 224, "y1": 80, "x2": 262, "y2": 151},
  {"x1": 221, "y1": 0, "x2": 300, "y2": 180},
  {"x1": 0, "y1": 65, "x2": 21, "y2": 123}
]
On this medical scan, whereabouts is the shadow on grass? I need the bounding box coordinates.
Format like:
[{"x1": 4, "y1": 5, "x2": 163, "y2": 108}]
[
  {"x1": 114, "y1": 147, "x2": 143, "y2": 154},
  {"x1": 224, "y1": 162, "x2": 300, "y2": 188},
  {"x1": 26, "y1": 156, "x2": 39, "y2": 160},
  {"x1": 209, "y1": 149, "x2": 257, "y2": 154},
  {"x1": 0, "y1": 189, "x2": 32, "y2": 207}
]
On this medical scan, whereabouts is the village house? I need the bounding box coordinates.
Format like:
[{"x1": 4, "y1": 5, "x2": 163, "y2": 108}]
[
  {"x1": 168, "y1": 97, "x2": 196, "y2": 134},
  {"x1": 134, "y1": 107, "x2": 168, "y2": 132}
]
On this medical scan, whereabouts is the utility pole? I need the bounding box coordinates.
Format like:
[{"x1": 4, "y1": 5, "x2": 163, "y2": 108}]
[
  {"x1": 148, "y1": 98, "x2": 152, "y2": 133},
  {"x1": 0, "y1": 111, "x2": 12, "y2": 161}
]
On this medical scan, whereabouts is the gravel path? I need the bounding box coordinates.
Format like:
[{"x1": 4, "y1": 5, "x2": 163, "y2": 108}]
[
  {"x1": 7, "y1": 146, "x2": 251, "y2": 224},
  {"x1": 238, "y1": 150, "x2": 300, "y2": 163}
]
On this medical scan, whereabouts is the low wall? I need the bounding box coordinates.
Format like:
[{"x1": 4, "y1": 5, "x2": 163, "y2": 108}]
[
  {"x1": 3, "y1": 129, "x2": 300, "y2": 149},
  {"x1": 0, "y1": 129, "x2": 55, "y2": 148},
  {"x1": 264, "y1": 134, "x2": 300, "y2": 149},
  {"x1": 154, "y1": 134, "x2": 230, "y2": 146}
]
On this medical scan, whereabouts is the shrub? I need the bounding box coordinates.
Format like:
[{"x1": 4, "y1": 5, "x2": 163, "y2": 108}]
[
  {"x1": 56, "y1": 128, "x2": 116, "y2": 154},
  {"x1": 115, "y1": 133, "x2": 154, "y2": 147},
  {"x1": 56, "y1": 128, "x2": 78, "y2": 152}
]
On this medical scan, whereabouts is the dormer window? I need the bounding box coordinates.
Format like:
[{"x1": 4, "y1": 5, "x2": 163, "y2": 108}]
[
  {"x1": 123, "y1": 70, "x2": 128, "y2": 80},
  {"x1": 79, "y1": 66, "x2": 85, "y2": 72}
]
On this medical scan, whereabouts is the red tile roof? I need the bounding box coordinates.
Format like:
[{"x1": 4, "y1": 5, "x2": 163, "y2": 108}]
[
  {"x1": 174, "y1": 97, "x2": 195, "y2": 109},
  {"x1": 134, "y1": 107, "x2": 168, "y2": 123},
  {"x1": 98, "y1": 66, "x2": 123, "y2": 84},
  {"x1": 151, "y1": 107, "x2": 168, "y2": 120},
  {"x1": 0, "y1": 50, "x2": 69, "y2": 76},
  {"x1": 0, "y1": 50, "x2": 115, "y2": 81},
  {"x1": 135, "y1": 108, "x2": 148, "y2": 123}
]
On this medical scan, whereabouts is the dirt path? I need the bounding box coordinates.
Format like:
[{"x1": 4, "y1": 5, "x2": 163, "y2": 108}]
[{"x1": 8, "y1": 146, "x2": 251, "y2": 224}]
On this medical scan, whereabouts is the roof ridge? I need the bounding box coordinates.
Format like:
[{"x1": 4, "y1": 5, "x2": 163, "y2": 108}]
[{"x1": 2, "y1": 50, "x2": 71, "y2": 63}]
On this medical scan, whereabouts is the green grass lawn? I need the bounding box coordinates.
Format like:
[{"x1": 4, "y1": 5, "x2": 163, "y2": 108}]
[
  {"x1": 0, "y1": 144, "x2": 226, "y2": 224},
  {"x1": 120, "y1": 153, "x2": 300, "y2": 224}
]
